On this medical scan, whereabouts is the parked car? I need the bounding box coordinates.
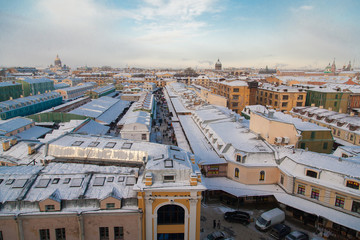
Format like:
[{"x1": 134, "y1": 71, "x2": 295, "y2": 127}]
[
  {"x1": 224, "y1": 211, "x2": 250, "y2": 225},
  {"x1": 269, "y1": 223, "x2": 291, "y2": 239},
  {"x1": 285, "y1": 231, "x2": 309, "y2": 240},
  {"x1": 255, "y1": 208, "x2": 285, "y2": 231},
  {"x1": 204, "y1": 231, "x2": 228, "y2": 240}
]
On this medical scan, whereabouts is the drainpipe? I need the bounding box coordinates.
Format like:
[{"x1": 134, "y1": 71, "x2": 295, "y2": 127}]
[
  {"x1": 15, "y1": 214, "x2": 24, "y2": 240},
  {"x1": 77, "y1": 213, "x2": 84, "y2": 240}
]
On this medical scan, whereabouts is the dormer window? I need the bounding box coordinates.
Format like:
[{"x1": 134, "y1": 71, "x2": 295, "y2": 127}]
[
  {"x1": 106, "y1": 203, "x2": 115, "y2": 209},
  {"x1": 236, "y1": 154, "x2": 246, "y2": 163},
  {"x1": 45, "y1": 205, "x2": 55, "y2": 212},
  {"x1": 163, "y1": 175, "x2": 175, "y2": 182},
  {"x1": 346, "y1": 180, "x2": 359, "y2": 190},
  {"x1": 306, "y1": 169, "x2": 319, "y2": 178}
]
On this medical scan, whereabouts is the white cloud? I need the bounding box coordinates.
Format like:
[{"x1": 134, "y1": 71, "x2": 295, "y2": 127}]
[{"x1": 300, "y1": 5, "x2": 314, "y2": 10}]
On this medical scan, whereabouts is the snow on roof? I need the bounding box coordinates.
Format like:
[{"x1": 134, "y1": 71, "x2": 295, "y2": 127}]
[
  {"x1": 0, "y1": 117, "x2": 33, "y2": 135},
  {"x1": 0, "y1": 141, "x2": 45, "y2": 165},
  {"x1": 203, "y1": 177, "x2": 283, "y2": 197},
  {"x1": 171, "y1": 98, "x2": 191, "y2": 114},
  {"x1": 178, "y1": 115, "x2": 226, "y2": 165},
  {"x1": 171, "y1": 122, "x2": 192, "y2": 153},
  {"x1": 278, "y1": 148, "x2": 360, "y2": 178},
  {"x1": 274, "y1": 192, "x2": 360, "y2": 231},
  {"x1": 19, "y1": 77, "x2": 53, "y2": 84},
  {"x1": 70, "y1": 97, "x2": 130, "y2": 124},
  {"x1": 259, "y1": 83, "x2": 304, "y2": 92},
  {"x1": 16, "y1": 126, "x2": 52, "y2": 140},
  {"x1": 24, "y1": 163, "x2": 138, "y2": 202},
  {"x1": 220, "y1": 80, "x2": 248, "y2": 87},
  {"x1": 0, "y1": 81, "x2": 21, "y2": 87},
  {"x1": 74, "y1": 119, "x2": 110, "y2": 135}
]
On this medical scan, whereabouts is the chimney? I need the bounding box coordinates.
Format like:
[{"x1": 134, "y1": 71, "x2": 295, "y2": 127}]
[
  {"x1": 10, "y1": 137, "x2": 17, "y2": 146},
  {"x1": 268, "y1": 109, "x2": 275, "y2": 118},
  {"x1": 27, "y1": 143, "x2": 36, "y2": 155},
  {"x1": 2, "y1": 140, "x2": 10, "y2": 151},
  {"x1": 190, "y1": 173, "x2": 198, "y2": 186},
  {"x1": 144, "y1": 172, "x2": 153, "y2": 186},
  {"x1": 190, "y1": 155, "x2": 195, "y2": 164}
]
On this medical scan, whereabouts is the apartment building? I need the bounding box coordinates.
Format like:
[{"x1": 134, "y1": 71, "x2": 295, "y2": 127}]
[
  {"x1": 256, "y1": 83, "x2": 307, "y2": 112},
  {"x1": 211, "y1": 80, "x2": 257, "y2": 113}
]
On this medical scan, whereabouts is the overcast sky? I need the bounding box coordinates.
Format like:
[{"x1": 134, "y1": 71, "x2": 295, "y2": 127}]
[{"x1": 0, "y1": 0, "x2": 359, "y2": 69}]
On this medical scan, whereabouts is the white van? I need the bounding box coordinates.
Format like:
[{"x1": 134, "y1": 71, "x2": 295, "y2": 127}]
[{"x1": 255, "y1": 208, "x2": 285, "y2": 231}]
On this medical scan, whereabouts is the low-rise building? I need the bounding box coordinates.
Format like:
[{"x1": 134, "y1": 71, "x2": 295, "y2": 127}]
[
  {"x1": 85, "y1": 84, "x2": 116, "y2": 99},
  {"x1": 246, "y1": 106, "x2": 334, "y2": 153},
  {"x1": 306, "y1": 87, "x2": 350, "y2": 113},
  {"x1": 16, "y1": 77, "x2": 55, "y2": 97},
  {"x1": 0, "y1": 92, "x2": 63, "y2": 120},
  {"x1": 0, "y1": 81, "x2": 23, "y2": 102},
  {"x1": 291, "y1": 106, "x2": 360, "y2": 146},
  {"x1": 55, "y1": 82, "x2": 96, "y2": 100}
]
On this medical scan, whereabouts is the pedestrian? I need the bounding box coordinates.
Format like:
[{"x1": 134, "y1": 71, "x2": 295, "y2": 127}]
[
  {"x1": 213, "y1": 220, "x2": 216, "y2": 229},
  {"x1": 217, "y1": 220, "x2": 221, "y2": 229}
]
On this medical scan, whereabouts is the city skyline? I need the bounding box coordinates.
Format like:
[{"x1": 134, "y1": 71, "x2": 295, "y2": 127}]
[{"x1": 0, "y1": 0, "x2": 359, "y2": 69}]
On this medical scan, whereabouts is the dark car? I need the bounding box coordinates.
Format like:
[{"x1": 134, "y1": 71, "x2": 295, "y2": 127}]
[
  {"x1": 285, "y1": 231, "x2": 309, "y2": 240},
  {"x1": 224, "y1": 211, "x2": 250, "y2": 225},
  {"x1": 269, "y1": 224, "x2": 291, "y2": 239}
]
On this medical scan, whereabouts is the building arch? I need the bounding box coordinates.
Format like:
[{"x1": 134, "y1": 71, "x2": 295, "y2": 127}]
[
  {"x1": 260, "y1": 170, "x2": 265, "y2": 181},
  {"x1": 153, "y1": 201, "x2": 189, "y2": 240}
]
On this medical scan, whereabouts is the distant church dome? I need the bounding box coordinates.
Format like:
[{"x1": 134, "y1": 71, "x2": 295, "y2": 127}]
[
  {"x1": 54, "y1": 54, "x2": 62, "y2": 67},
  {"x1": 215, "y1": 58, "x2": 222, "y2": 70}
]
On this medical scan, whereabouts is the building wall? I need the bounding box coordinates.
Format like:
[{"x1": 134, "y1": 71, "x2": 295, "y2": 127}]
[
  {"x1": 249, "y1": 112, "x2": 299, "y2": 145},
  {"x1": 0, "y1": 83, "x2": 22, "y2": 101},
  {"x1": 256, "y1": 88, "x2": 306, "y2": 112},
  {"x1": 299, "y1": 131, "x2": 334, "y2": 154},
  {"x1": 306, "y1": 91, "x2": 350, "y2": 113},
  {"x1": 198, "y1": 88, "x2": 227, "y2": 107},
  {"x1": 213, "y1": 82, "x2": 250, "y2": 113},
  {"x1": 227, "y1": 162, "x2": 279, "y2": 184}
]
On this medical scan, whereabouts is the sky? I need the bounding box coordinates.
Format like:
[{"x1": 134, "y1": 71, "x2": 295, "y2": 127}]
[{"x1": 0, "y1": 0, "x2": 359, "y2": 69}]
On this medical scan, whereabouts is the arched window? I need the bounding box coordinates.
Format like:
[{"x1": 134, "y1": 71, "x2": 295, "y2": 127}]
[
  {"x1": 235, "y1": 168, "x2": 239, "y2": 178},
  {"x1": 157, "y1": 204, "x2": 185, "y2": 225},
  {"x1": 259, "y1": 171, "x2": 265, "y2": 181}
]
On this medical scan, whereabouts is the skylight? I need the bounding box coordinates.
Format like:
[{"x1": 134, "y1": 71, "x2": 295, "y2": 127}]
[
  {"x1": 71, "y1": 141, "x2": 84, "y2": 146},
  {"x1": 12, "y1": 179, "x2": 28, "y2": 188},
  {"x1": 105, "y1": 142, "x2": 116, "y2": 148},
  {"x1": 63, "y1": 178, "x2": 71, "y2": 184},
  {"x1": 52, "y1": 178, "x2": 60, "y2": 184},
  {"x1": 107, "y1": 177, "x2": 114, "y2": 182},
  {"x1": 121, "y1": 143, "x2": 132, "y2": 149},
  {"x1": 5, "y1": 179, "x2": 14, "y2": 185},
  {"x1": 88, "y1": 141, "x2": 100, "y2": 147},
  {"x1": 93, "y1": 177, "x2": 106, "y2": 186},
  {"x1": 164, "y1": 159, "x2": 173, "y2": 168},
  {"x1": 70, "y1": 178, "x2": 84, "y2": 187},
  {"x1": 36, "y1": 179, "x2": 51, "y2": 188},
  {"x1": 126, "y1": 176, "x2": 136, "y2": 186},
  {"x1": 118, "y1": 176, "x2": 125, "y2": 182}
]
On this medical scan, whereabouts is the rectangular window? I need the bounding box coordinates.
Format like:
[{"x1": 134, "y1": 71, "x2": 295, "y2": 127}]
[
  {"x1": 233, "y1": 95, "x2": 239, "y2": 100},
  {"x1": 106, "y1": 203, "x2": 115, "y2": 209},
  {"x1": 280, "y1": 174, "x2": 284, "y2": 185},
  {"x1": 233, "y1": 88, "x2": 239, "y2": 92},
  {"x1": 236, "y1": 155, "x2": 241, "y2": 162},
  {"x1": 323, "y1": 142, "x2": 328, "y2": 150},
  {"x1": 311, "y1": 132, "x2": 316, "y2": 139},
  {"x1": 55, "y1": 228, "x2": 66, "y2": 240},
  {"x1": 297, "y1": 184, "x2": 305, "y2": 195},
  {"x1": 335, "y1": 196, "x2": 345, "y2": 208},
  {"x1": 274, "y1": 101, "x2": 278, "y2": 106},
  {"x1": 297, "y1": 95, "x2": 303, "y2": 100},
  {"x1": 232, "y1": 102, "x2": 238, "y2": 107},
  {"x1": 351, "y1": 200, "x2": 360, "y2": 214},
  {"x1": 334, "y1": 102, "x2": 337, "y2": 107},
  {"x1": 281, "y1": 102, "x2": 288, "y2": 107},
  {"x1": 99, "y1": 227, "x2": 109, "y2": 240},
  {"x1": 275, "y1": 94, "x2": 278, "y2": 99},
  {"x1": 141, "y1": 134, "x2": 147, "y2": 140},
  {"x1": 163, "y1": 175, "x2": 175, "y2": 182},
  {"x1": 296, "y1": 102, "x2": 303, "y2": 106},
  {"x1": 39, "y1": 229, "x2": 50, "y2": 240},
  {"x1": 45, "y1": 205, "x2": 55, "y2": 211},
  {"x1": 346, "y1": 180, "x2": 359, "y2": 190},
  {"x1": 306, "y1": 170, "x2": 318, "y2": 178},
  {"x1": 0, "y1": 231, "x2": 3, "y2": 240},
  {"x1": 311, "y1": 188, "x2": 320, "y2": 200},
  {"x1": 282, "y1": 95, "x2": 289, "y2": 100},
  {"x1": 300, "y1": 142, "x2": 306, "y2": 149},
  {"x1": 114, "y1": 227, "x2": 124, "y2": 240}
]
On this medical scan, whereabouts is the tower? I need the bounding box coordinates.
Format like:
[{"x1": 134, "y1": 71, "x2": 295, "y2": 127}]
[
  {"x1": 331, "y1": 58, "x2": 336, "y2": 73},
  {"x1": 215, "y1": 59, "x2": 222, "y2": 71},
  {"x1": 54, "y1": 54, "x2": 62, "y2": 68}
]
